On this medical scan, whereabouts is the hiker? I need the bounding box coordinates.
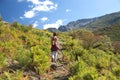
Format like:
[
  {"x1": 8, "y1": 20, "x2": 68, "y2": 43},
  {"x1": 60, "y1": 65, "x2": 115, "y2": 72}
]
[{"x1": 51, "y1": 32, "x2": 59, "y2": 62}]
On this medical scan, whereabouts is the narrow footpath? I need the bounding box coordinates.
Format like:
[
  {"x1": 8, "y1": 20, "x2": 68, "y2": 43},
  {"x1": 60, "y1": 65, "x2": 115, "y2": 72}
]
[{"x1": 40, "y1": 61, "x2": 69, "y2": 80}]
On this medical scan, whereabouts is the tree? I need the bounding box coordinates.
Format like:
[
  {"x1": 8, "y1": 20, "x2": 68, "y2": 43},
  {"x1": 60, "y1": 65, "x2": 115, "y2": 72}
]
[
  {"x1": 12, "y1": 21, "x2": 19, "y2": 28},
  {"x1": 0, "y1": 15, "x2": 3, "y2": 21}
]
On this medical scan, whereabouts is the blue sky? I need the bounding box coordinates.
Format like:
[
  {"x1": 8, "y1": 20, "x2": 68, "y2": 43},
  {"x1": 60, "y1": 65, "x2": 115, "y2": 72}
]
[{"x1": 0, "y1": 0, "x2": 120, "y2": 29}]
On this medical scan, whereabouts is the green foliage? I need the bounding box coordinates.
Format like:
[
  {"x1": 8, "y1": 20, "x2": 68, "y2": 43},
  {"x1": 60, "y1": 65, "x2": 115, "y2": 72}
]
[
  {"x1": 71, "y1": 46, "x2": 87, "y2": 61},
  {"x1": 69, "y1": 51, "x2": 119, "y2": 80},
  {"x1": 112, "y1": 41, "x2": 120, "y2": 53},
  {"x1": 100, "y1": 69, "x2": 118, "y2": 80},
  {"x1": 68, "y1": 29, "x2": 113, "y2": 51},
  {"x1": 112, "y1": 67, "x2": 120, "y2": 77},
  {"x1": 0, "y1": 15, "x2": 2, "y2": 21},
  {"x1": 20, "y1": 25, "x2": 32, "y2": 32},
  {"x1": 89, "y1": 49, "x2": 111, "y2": 68},
  {"x1": 11, "y1": 21, "x2": 19, "y2": 28},
  {"x1": 13, "y1": 48, "x2": 32, "y2": 68},
  {"x1": 0, "y1": 70, "x2": 28, "y2": 80},
  {"x1": 0, "y1": 51, "x2": 7, "y2": 71},
  {"x1": 94, "y1": 22, "x2": 120, "y2": 41},
  {"x1": 69, "y1": 58, "x2": 98, "y2": 80},
  {"x1": 111, "y1": 54, "x2": 120, "y2": 79},
  {"x1": 31, "y1": 46, "x2": 51, "y2": 75},
  {"x1": 11, "y1": 21, "x2": 32, "y2": 33},
  {"x1": 94, "y1": 22, "x2": 120, "y2": 52},
  {"x1": 0, "y1": 22, "x2": 2, "y2": 27}
]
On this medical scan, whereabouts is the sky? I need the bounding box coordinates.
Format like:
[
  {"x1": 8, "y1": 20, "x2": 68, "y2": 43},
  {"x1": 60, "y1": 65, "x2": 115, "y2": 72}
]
[{"x1": 0, "y1": 0, "x2": 120, "y2": 29}]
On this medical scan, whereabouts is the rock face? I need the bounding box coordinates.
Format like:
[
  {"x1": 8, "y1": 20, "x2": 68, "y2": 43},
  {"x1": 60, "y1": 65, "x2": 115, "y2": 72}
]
[{"x1": 58, "y1": 18, "x2": 97, "y2": 31}]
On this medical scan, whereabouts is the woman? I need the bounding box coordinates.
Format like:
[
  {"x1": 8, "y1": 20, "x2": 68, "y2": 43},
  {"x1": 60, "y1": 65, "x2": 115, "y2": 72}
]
[{"x1": 51, "y1": 32, "x2": 59, "y2": 62}]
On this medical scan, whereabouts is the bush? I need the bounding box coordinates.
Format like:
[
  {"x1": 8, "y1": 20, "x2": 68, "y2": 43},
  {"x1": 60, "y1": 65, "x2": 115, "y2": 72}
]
[
  {"x1": 31, "y1": 46, "x2": 51, "y2": 75},
  {"x1": 13, "y1": 48, "x2": 32, "y2": 68},
  {"x1": 112, "y1": 67, "x2": 120, "y2": 77},
  {"x1": 69, "y1": 58, "x2": 98, "y2": 80},
  {"x1": 0, "y1": 70, "x2": 28, "y2": 80},
  {"x1": 81, "y1": 51, "x2": 96, "y2": 67},
  {"x1": 100, "y1": 69, "x2": 117, "y2": 80},
  {"x1": 0, "y1": 51, "x2": 7, "y2": 71},
  {"x1": 0, "y1": 22, "x2": 2, "y2": 27},
  {"x1": 89, "y1": 49, "x2": 111, "y2": 69}
]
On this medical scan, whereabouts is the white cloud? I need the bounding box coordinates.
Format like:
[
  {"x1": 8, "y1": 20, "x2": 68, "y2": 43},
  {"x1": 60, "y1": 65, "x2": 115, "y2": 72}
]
[
  {"x1": 20, "y1": 16, "x2": 24, "y2": 19},
  {"x1": 24, "y1": 10, "x2": 35, "y2": 18},
  {"x1": 27, "y1": 0, "x2": 40, "y2": 5},
  {"x1": 22, "y1": 0, "x2": 58, "y2": 19},
  {"x1": 28, "y1": 5, "x2": 34, "y2": 8},
  {"x1": 31, "y1": 0, "x2": 58, "y2": 12},
  {"x1": 41, "y1": 17, "x2": 48, "y2": 22},
  {"x1": 43, "y1": 19, "x2": 63, "y2": 29},
  {"x1": 32, "y1": 4, "x2": 57, "y2": 12},
  {"x1": 33, "y1": 21, "x2": 38, "y2": 28},
  {"x1": 33, "y1": 5, "x2": 49, "y2": 12},
  {"x1": 66, "y1": 9, "x2": 71, "y2": 12}
]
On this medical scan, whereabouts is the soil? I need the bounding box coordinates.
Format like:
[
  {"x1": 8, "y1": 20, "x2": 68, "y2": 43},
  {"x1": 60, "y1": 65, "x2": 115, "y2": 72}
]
[{"x1": 40, "y1": 61, "x2": 69, "y2": 80}]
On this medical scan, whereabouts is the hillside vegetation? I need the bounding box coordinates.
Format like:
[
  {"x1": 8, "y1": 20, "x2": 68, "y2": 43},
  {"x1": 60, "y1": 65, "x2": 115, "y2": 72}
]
[
  {"x1": 94, "y1": 22, "x2": 120, "y2": 53},
  {"x1": 0, "y1": 21, "x2": 120, "y2": 80}
]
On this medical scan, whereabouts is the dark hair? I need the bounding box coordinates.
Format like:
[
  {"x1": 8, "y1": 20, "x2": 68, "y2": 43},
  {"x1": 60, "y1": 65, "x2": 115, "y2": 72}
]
[{"x1": 53, "y1": 32, "x2": 57, "y2": 36}]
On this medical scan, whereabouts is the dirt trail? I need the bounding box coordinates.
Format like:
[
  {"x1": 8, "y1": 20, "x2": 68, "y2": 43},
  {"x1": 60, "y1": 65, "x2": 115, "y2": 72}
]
[{"x1": 40, "y1": 62, "x2": 69, "y2": 80}]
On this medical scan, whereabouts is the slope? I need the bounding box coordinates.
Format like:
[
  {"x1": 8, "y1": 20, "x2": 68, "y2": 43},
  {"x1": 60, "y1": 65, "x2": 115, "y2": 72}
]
[{"x1": 0, "y1": 20, "x2": 120, "y2": 80}]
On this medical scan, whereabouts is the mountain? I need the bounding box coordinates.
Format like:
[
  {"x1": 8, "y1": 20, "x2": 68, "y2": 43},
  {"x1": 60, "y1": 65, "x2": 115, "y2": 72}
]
[
  {"x1": 58, "y1": 11, "x2": 120, "y2": 31},
  {"x1": 58, "y1": 18, "x2": 98, "y2": 31},
  {"x1": 47, "y1": 28, "x2": 59, "y2": 32},
  {"x1": 94, "y1": 22, "x2": 120, "y2": 41}
]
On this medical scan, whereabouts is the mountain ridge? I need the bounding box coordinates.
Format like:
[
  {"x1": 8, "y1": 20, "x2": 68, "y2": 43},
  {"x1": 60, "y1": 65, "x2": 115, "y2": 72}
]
[{"x1": 57, "y1": 11, "x2": 120, "y2": 31}]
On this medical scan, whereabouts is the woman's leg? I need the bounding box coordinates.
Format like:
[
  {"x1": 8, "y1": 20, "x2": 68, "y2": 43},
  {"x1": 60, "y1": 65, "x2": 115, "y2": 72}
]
[
  {"x1": 51, "y1": 51, "x2": 56, "y2": 62},
  {"x1": 54, "y1": 51, "x2": 58, "y2": 62},
  {"x1": 51, "y1": 51, "x2": 54, "y2": 62},
  {"x1": 51, "y1": 51, "x2": 58, "y2": 62}
]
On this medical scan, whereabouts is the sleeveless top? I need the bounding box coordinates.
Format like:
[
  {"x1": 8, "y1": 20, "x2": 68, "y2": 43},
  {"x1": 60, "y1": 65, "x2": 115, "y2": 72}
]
[{"x1": 51, "y1": 36, "x2": 59, "y2": 51}]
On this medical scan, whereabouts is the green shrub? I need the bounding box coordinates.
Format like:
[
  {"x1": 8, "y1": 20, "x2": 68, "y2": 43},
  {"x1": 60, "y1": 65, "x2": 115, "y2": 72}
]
[
  {"x1": 31, "y1": 46, "x2": 50, "y2": 75},
  {"x1": 101, "y1": 69, "x2": 117, "y2": 80},
  {"x1": 112, "y1": 66, "x2": 120, "y2": 77},
  {"x1": 13, "y1": 48, "x2": 32, "y2": 68},
  {"x1": 89, "y1": 49, "x2": 111, "y2": 69},
  {"x1": 82, "y1": 52, "x2": 96, "y2": 67},
  {"x1": 0, "y1": 51, "x2": 7, "y2": 71},
  {"x1": 69, "y1": 58, "x2": 87, "y2": 75},
  {"x1": 0, "y1": 70, "x2": 28, "y2": 80},
  {"x1": 0, "y1": 22, "x2": 2, "y2": 27},
  {"x1": 69, "y1": 58, "x2": 98, "y2": 80},
  {"x1": 71, "y1": 46, "x2": 85, "y2": 60},
  {"x1": 62, "y1": 50, "x2": 71, "y2": 62}
]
